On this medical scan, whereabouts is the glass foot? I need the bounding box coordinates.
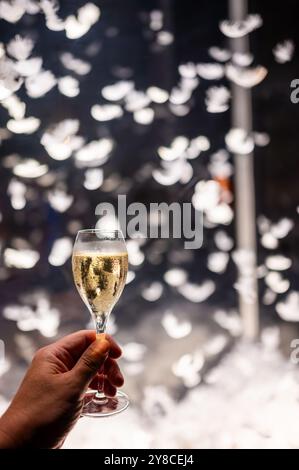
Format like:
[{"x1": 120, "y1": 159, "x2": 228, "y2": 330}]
[{"x1": 81, "y1": 390, "x2": 129, "y2": 417}]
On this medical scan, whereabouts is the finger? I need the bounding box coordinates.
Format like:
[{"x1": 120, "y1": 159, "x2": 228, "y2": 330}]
[
  {"x1": 50, "y1": 330, "x2": 96, "y2": 366},
  {"x1": 104, "y1": 380, "x2": 117, "y2": 398},
  {"x1": 104, "y1": 357, "x2": 124, "y2": 387},
  {"x1": 97, "y1": 334, "x2": 122, "y2": 359},
  {"x1": 71, "y1": 339, "x2": 110, "y2": 387},
  {"x1": 88, "y1": 358, "x2": 124, "y2": 389}
]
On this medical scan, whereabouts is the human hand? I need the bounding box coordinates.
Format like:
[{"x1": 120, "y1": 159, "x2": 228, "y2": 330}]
[{"x1": 0, "y1": 330, "x2": 123, "y2": 448}]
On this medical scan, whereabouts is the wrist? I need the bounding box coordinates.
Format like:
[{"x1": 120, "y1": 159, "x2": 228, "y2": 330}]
[{"x1": 0, "y1": 405, "x2": 35, "y2": 448}]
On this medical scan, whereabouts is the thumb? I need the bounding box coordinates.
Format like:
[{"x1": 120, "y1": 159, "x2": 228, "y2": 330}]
[{"x1": 72, "y1": 339, "x2": 110, "y2": 387}]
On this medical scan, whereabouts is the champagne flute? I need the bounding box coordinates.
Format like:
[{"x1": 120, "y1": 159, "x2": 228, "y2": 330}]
[{"x1": 72, "y1": 229, "x2": 129, "y2": 417}]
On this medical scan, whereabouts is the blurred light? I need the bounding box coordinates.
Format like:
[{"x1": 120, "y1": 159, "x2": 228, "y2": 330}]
[
  {"x1": 261, "y1": 232, "x2": 279, "y2": 250},
  {"x1": 0, "y1": 1, "x2": 25, "y2": 23},
  {"x1": 189, "y1": 135, "x2": 210, "y2": 153},
  {"x1": 169, "y1": 104, "x2": 190, "y2": 116},
  {"x1": 265, "y1": 255, "x2": 292, "y2": 271},
  {"x1": 133, "y1": 108, "x2": 154, "y2": 125},
  {"x1": 265, "y1": 272, "x2": 290, "y2": 294},
  {"x1": 41, "y1": 119, "x2": 84, "y2": 160},
  {"x1": 273, "y1": 40, "x2": 295, "y2": 64},
  {"x1": 192, "y1": 180, "x2": 221, "y2": 211},
  {"x1": 254, "y1": 132, "x2": 270, "y2": 147},
  {"x1": 122, "y1": 342, "x2": 147, "y2": 362},
  {"x1": 123, "y1": 363, "x2": 144, "y2": 376},
  {"x1": 232, "y1": 52, "x2": 253, "y2": 66},
  {"x1": 161, "y1": 310, "x2": 192, "y2": 339},
  {"x1": 126, "y1": 271, "x2": 136, "y2": 284},
  {"x1": 204, "y1": 335, "x2": 228, "y2": 356},
  {"x1": 141, "y1": 282, "x2": 163, "y2": 301},
  {"x1": 164, "y1": 268, "x2": 187, "y2": 287},
  {"x1": 219, "y1": 14, "x2": 263, "y2": 38},
  {"x1": 178, "y1": 280, "x2": 215, "y2": 303},
  {"x1": 7, "y1": 117, "x2": 40, "y2": 134},
  {"x1": 178, "y1": 62, "x2": 197, "y2": 79},
  {"x1": 3, "y1": 298, "x2": 60, "y2": 337},
  {"x1": 158, "y1": 136, "x2": 189, "y2": 161},
  {"x1": 225, "y1": 128, "x2": 254, "y2": 155},
  {"x1": 37, "y1": 171, "x2": 57, "y2": 187},
  {"x1": 0, "y1": 128, "x2": 11, "y2": 142},
  {"x1": 213, "y1": 309, "x2": 242, "y2": 336},
  {"x1": 58, "y1": 76, "x2": 80, "y2": 97},
  {"x1": 208, "y1": 252, "x2": 229, "y2": 274},
  {"x1": 205, "y1": 86, "x2": 230, "y2": 113},
  {"x1": 149, "y1": 10, "x2": 163, "y2": 31},
  {"x1": 67, "y1": 220, "x2": 83, "y2": 235},
  {"x1": 8, "y1": 178, "x2": 26, "y2": 210},
  {"x1": 126, "y1": 240, "x2": 145, "y2": 266},
  {"x1": 208, "y1": 149, "x2": 233, "y2": 178},
  {"x1": 156, "y1": 31, "x2": 174, "y2": 46},
  {"x1": 65, "y1": 3, "x2": 101, "y2": 39},
  {"x1": 102, "y1": 81, "x2": 133, "y2": 101},
  {"x1": 276, "y1": 292, "x2": 299, "y2": 322},
  {"x1": 48, "y1": 237, "x2": 73, "y2": 266},
  {"x1": 262, "y1": 288, "x2": 277, "y2": 306},
  {"x1": 91, "y1": 104, "x2": 123, "y2": 121},
  {"x1": 4, "y1": 248, "x2": 39, "y2": 269},
  {"x1": 257, "y1": 265, "x2": 268, "y2": 279},
  {"x1": 153, "y1": 159, "x2": 192, "y2": 186},
  {"x1": 226, "y1": 64, "x2": 268, "y2": 88},
  {"x1": 40, "y1": 0, "x2": 65, "y2": 32},
  {"x1": 169, "y1": 87, "x2": 191, "y2": 105},
  {"x1": 172, "y1": 352, "x2": 204, "y2": 387},
  {"x1": 197, "y1": 63, "x2": 224, "y2": 80},
  {"x1": 7, "y1": 34, "x2": 34, "y2": 60},
  {"x1": 261, "y1": 327, "x2": 280, "y2": 351},
  {"x1": 25, "y1": 69, "x2": 56, "y2": 98},
  {"x1": 13, "y1": 159, "x2": 48, "y2": 178},
  {"x1": 208, "y1": 46, "x2": 231, "y2": 62},
  {"x1": 2, "y1": 94, "x2": 26, "y2": 119},
  {"x1": 48, "y1": 189, "x2": 74, "y2": 213},
  {"x1": 180, "y1": 76, "x2": 199, "y2": 90},
  {"x1": 15, "y1": 333, "x2": 36, "y2": 363},
  {"x1": 125, "y1": 90, "x2": 151, "y2": 112},
  {"x1": 257, "y1": 216, "x2": 270, "y2": 236},
  {"x1": 13, "y1": 57, "x2": 43, "y2": 76},
  {"x1": 84, "y1": 168, "x2": 103, "y2": 190},
  {"x1": 271, "y1": 218, "x2": 294, "y2": 239},
  {"x1": 75, "y1": 138, "x2": 113, "y2": 167},
  {"x1": 207, "y1": 203, "x2": 234, "y2": 225},
  {"x1": 60, "y1": 52, "x2": 91, "y2": 75},
  {"x1": 146, "y1": 86, "x2": 169, "y2": 103},
  {"x1": 0, "y1": 58, "x2": 23, "y2": 100}
]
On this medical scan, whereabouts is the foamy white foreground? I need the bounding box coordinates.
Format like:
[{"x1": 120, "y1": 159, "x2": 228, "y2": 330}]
[{"x1": 65, "y1": 342, "x2": 299, "y2": 449}]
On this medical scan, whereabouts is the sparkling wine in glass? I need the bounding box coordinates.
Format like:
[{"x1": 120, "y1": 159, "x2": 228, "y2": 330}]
[{"x1": 72, "y1": 229, "x2": 128, "y2": 417}]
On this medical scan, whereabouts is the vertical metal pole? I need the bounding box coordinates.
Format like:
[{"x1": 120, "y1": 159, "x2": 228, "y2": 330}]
[{"x1": 229, "y1": 0, "x2": 259, "y2": 339}]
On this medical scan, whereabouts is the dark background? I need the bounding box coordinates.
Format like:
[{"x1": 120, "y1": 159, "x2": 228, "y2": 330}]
[{"x1": 0, "y1": 0, "x2": 298, "y2": 405}]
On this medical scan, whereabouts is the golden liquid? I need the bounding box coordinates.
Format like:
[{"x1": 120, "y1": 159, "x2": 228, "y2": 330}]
[{"x1": 72, "y1": 252, "x2": 128, "y2": 315}]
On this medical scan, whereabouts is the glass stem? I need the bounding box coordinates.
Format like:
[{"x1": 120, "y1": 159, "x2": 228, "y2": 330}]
[{"x1": 93, "y1": 313, "x2": 109, "y2": 404}]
